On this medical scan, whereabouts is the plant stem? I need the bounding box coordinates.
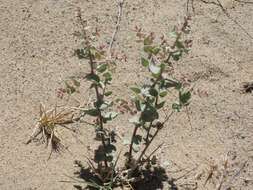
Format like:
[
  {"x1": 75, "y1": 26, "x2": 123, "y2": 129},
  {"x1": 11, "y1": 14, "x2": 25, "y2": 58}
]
[
  {"x1": 165, "y1": 32, "x2": 181, "y2": 63},
  {"x1": 88, "y1": 49, "x2": 108, "y2": 168},
  {"x1": 137, "y1": 111, "x2": 174, "y2": 164},
  {"x1": 165, "y1": 16, "x2": 191, "y2": 64},
  {"x1": 145, "y1": 122, "x2": 153, "y2": 143},
  {"x1": 145, "y1": 95, "x2": 159, "y2": 143},
  {"x1": 128, "y1": 124, "x2": 139, "y2": 164},
  {"x1": 136, "y1": 127, "x2": 159, "y2": 164},
  {"x1": 145, "y1": 142, "x2": 164, "y2": 161}
]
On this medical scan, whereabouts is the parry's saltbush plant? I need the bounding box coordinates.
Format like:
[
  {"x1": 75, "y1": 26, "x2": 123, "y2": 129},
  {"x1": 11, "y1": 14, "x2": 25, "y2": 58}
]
[
  {"x1": 71, "y1": 16, "x2": 192, "y2": 189},
  {"x1": 27, "y1": 11, "x2": 192, "y2": 190}
]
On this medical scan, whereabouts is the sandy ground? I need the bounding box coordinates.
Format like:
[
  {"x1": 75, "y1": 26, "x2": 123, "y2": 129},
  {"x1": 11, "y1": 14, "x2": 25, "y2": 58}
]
[{"x1": 0, "y1": 0, "x2": 252, "y2": 189}]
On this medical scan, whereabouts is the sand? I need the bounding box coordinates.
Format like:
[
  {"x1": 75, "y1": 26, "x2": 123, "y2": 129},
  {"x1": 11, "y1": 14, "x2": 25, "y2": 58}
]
[{"x1": 0, "y1": 0, "x2": 252, "y2": 189}]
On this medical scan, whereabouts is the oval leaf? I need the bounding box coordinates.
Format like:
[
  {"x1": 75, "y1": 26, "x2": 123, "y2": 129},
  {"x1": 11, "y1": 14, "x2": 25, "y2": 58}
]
[
  {"x1": 141, "y1": 57, "x2": 149, "y2": 67},
  {"x1": 130, "y1": 87, "x2": 141, "y2": 94},
  {"x1": 97, "y1": 64, "x2": 107, "y2": 73},
  {"x1": 149, "y1": 64, "x2": 161, "y2": 75}
]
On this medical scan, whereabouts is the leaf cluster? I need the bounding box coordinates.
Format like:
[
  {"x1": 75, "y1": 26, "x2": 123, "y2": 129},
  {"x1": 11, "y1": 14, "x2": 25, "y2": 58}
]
[
  {"x1": 26, "y1": 15, "x2": 193, "y2": 190},
  {"x1": 72, "y1": 18, "x2": 193, "y2": 189}
]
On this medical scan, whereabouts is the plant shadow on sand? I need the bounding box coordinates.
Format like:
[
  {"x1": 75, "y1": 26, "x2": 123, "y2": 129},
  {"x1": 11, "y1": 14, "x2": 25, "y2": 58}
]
[
  {"x1": 73, "y1": 160, "x2": 179, "y2": 190},
  {"x1": 131, "y1": 166, "x2": 178, "y2": 190}
]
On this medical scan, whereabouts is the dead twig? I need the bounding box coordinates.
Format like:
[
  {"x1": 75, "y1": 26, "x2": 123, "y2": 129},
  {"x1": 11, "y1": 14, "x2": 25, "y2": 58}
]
[
  {"x1": 174, "y1": 166, "x2": 199, "y2": 181},
  {"x1": 187, "y1": 0, "x2": 253, "y2": 40},
  {"x1": 216, "y1": 155, "x2": 229, "y2": 190},
  {"x1": 222, "y1": 160, "x2": 248, "y2": 190},
  {"x1": 144, "y1": 142, "x2": 164, "y2": 162},
  {"x1": 215, "y1": 0, "x2": 253, "y2": 40},
  {"x1": 234, "y1": 0, "x2": 253, "y2": 4},
  {"x1": 204, "y1": 163, "x2": 218, "y2": 186},
  {"x1": 108, "y1": 0, "x2": 125, "y2": 57}
]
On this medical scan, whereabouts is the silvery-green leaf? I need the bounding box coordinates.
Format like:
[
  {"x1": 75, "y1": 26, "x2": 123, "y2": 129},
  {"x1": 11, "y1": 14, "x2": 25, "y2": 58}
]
[
  {"x1": 149, "y1": 64, "x2": 161, "y2": 75},
  {"x1": 123, "y1": 138, "x2": 130, "y2": 145},
  {"x1": 96, "y1": 64, "x2": 107, "y2": 73}
]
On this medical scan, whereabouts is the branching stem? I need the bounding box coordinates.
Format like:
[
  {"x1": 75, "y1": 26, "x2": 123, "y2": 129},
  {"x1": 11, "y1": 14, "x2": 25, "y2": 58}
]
[
  {"x1": 88, "y1": 49, "x2": 108, "y2": 168},
  {"x1": 136, "y1": 127, "x2": 159, "y2": 164},
  {"x1": 136, "y1": 111, "x2": 174, "y2": 165}
]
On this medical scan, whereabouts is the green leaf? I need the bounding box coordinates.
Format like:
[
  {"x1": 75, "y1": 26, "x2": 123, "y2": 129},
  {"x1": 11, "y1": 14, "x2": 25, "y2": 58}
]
[
  {"x1": 133, "y1": 135, "x2": 142, "y2": 145},
  {"x1": 144, "y1": 36, "x2": 153, "y2": 46},
  {"x1": 175, "y1": 40, "x2": 185, "y2": 49},
  {"x1": 152, "y1": 47, "x2": 160, "y2": 55},
  {"x1": 144, "y1": 45, "x2": 154, "y2": 54},
  {"x1": 180, "y1": 91, "x2": 191, "y2": 105},
  {"x1": 162, "y1": 79, "x2": 181, "y2": 89},
  {"x1": 84, "y1": 109, "x2": 99, "y2": 117},
  {"x1": 99, "y1": 101, "x2": 113, "y2": 110},
  {"x1": 104, "y1": 112, "x2": 118, "y2": 121},
  {"x1": 96, "y1": 64, "x2": 107, "y2": 73},
  {"x1": 104, "y1": 91, "x2": 112, "y2": 96},
  {"x1": 149, "y1": 63, "x2": 161, "y2": 75},
  {"x1": 141, "y1": 87, "x2": 150, "y2": 97},
  {"x1": 132, "y1": 143, "x2": 141, "y2": 153},
  {"x1": 141, "y1": 104, "x2": 159, "y2": 122},
  {"x1": 98, "y1": 81, "x2": 105, "y2": 89},
  {"x1": 130, "y1": 87, "x2": 141, "y2": 94},
  {"x1": 156, "y1": 101, "x2": 165, "y2": 109},
  {"x1": 135, "y1": 99, "x2": 141, "y2": 111},
  {"x1": 159, "y1": 91, "x2": 168, "y2": 97},
  {"x1": 135, "y1": 99, "x2": 145, "y2": 111},
  {"x1": 86, "y1": 73, "x2": 100, "y2": 83},
  {"x1": 103, "y1": 72, "x2": 112, "y2": 81},
  {"x1": 141, "y1": 57, "x2": 149, "y2": 67},
  {"x1": 94, "y1": 52, "x2": 102, "y2": 60},
  {"x1": 172, "y1": 51, "x2": 182, "y2": 61},
  {"x1": 90, "y1": 47, "x2": 103, "y2": 60},
  {"x1": 149, "y1": 88, "x2": 158, "y2": 97},
  {"x1": 75, "y1": 48, "x2": 88, "y2": 59},
  {"x1": 172, "y1": 103, "x2": 181, "y2": 112},
  {"x1": 160, "y1": 63, "x2": 165, "y2": 72},
  {"x1": 131, "y1": 135, "x2": 142, "y2": 153},
  {"x1": 104, "y1": 144, "x2": 116, "y2": 154}
]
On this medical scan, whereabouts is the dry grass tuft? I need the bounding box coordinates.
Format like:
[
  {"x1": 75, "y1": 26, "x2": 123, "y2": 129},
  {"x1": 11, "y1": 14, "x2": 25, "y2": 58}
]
[{"x1": 26, "y1": 103, "x2": 76, "y2": 159}]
